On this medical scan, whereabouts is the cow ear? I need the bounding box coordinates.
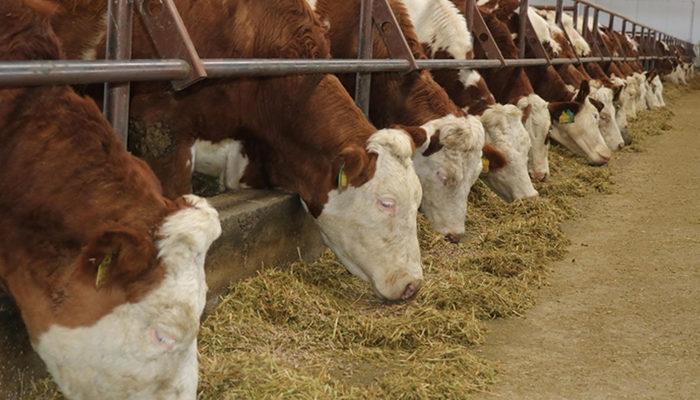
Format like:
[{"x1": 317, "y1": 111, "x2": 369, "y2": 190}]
[
  {"x1": 77, "y1": 228, "x2": 157, "y2": 290},
  {"x1": 482, "y1": 144, "x2": 507, "y2": 172},
  {"x1": 589, "y1": 98, "x2": 604, "y2": 113},
  {"x1": 574, "y1": 80, "x2": 591, "y2": 103},
  {"x1": 333, "y1": 145, "x2": 375, "y2": 189},
  {"x1": 548, "y1": 101, "x2": 582, "y2": 122},
  {"x1": 392, "y1": 124, "x2": 429, "y2": 154},
  {"x1": 613, "y1": 85, "x2": 623, "y2": 102}
]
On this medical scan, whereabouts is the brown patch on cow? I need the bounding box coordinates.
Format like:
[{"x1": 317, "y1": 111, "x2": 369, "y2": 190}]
[
  {"x1": 393, "y1": 125, "x2": 429, "y2": 152},
  {"x1": 520, "y1": 104, "x2": 533, "y2": 124},
  {"x1": 0, "y1": 0, "x2": 180, "y2": 339},
  {"x1": 423, "y1": 130, "x2": 444, "y2": 157},
  {"x1": 612, "y1": 85, "x2": 623, "y2": 102},
  {"x1": 574, "y1": 80, "x2": 591, "y2": 104},
  {"x1": 482, "y1": 144, "x2": 507, "y2": 171},
  {"x1": 548, "y1": 101, "x2": 582, "y2": 122},
  {"x1": 589, "y1": 98, "x2": 604, "y2": 113}
]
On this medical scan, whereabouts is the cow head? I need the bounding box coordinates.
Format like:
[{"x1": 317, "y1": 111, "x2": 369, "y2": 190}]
[
  {"x1": 518, "y1": 94, "x2": 551, "y2": 181},
  {"x1": 315, "y1": 129, "x2": 424, "y2": 302},
  {"x1": 619, "y1": 74, "x2": 641, "y2": 120},
  {"x1": 650, "y1": 73, "x2": 666, "y2": 107},
  {"x1": 549, "y1": 81, "x2": 611, "y2": 165},
  {"x1": 412, "y1": 114, "x2": 486, "y2": 243},
  {"x1": 479, "y1": 104, "x2": 539, "y2": 201},
  {"x1": 35, "y1": 195, "x2": 221, "y2": 399},
  {"x1": 590, "y1": 85, "x2": 625, "y2": 151},
  {"x1": 633, "y1": 72, "x2": 650, "y2": 112}
]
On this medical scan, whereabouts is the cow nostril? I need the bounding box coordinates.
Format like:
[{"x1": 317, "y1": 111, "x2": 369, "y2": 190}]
[
  {"x1": 444, "y1": 233, "x2": 464, "y2": 244},
  {"x1": 401, "y1": 281, "x2": 421, "y2": 301}
]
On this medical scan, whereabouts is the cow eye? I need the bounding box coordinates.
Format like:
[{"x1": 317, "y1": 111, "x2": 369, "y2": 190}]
[
  {"x1": 151, "y1": 328, "x2": 176, "y2": 350},
  {"x1": 377, "y1": 197, "x2": 396, "y2": 213}
]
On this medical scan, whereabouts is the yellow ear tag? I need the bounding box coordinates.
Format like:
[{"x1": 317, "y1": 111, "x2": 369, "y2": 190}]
[
  {"x1": 559, "y1": 109, "x2": 575, "y2": 124},
  {"x1": 337, "y1": 163, "x2": 348, "y2": 191},
  {"x1": 95, "y1": 254, "x2": 112, "y2": 289},
  {"x1": 481, "y1": 157, "x2": 490, "y2": 174}
]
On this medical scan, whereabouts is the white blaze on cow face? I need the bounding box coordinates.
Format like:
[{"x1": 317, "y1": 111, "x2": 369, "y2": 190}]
[
  {"x1": 413, "y1": 114, "x2": 485, "y2": 239},
  {"x1": 590, "y1": 86, "x2": 625, "y2": 151},
  {"x1": 518, "y1": 94, "x2": 551, "y2": 181},
  {"x1": 651, "y1": 75, "x2": 666, "y2": 107},
  {"x1": 631, "y1": 73, "x2": 650, "y2": 112},
  {"x1": 35, "y1": 195, "x2": 221, "y2": 400},
  {"x1": 480, "y1": 105, "x2": 538, "y2": 202},
  {"x1": 610, "y1": 76, "x2": 632, "y2": 130},
  {"x1": 315, "y1": 129, "x2": 423, "y2": 302},
  {"x1": 193, "y1": 139, "x2": 250, "y2": 190},
  {"x1": 551, "y1": 99, "x2": 612, "y2": 165},
  {"x1": 621, "y1": 75, "x2": 640, "y2": 119}
]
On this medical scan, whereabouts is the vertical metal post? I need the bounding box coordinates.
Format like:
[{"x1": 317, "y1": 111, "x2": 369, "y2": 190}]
[
  {"x1": 465, "y1": 0, "x2": 475, "y2": 31},
  {"x1": 355, "y1": 0, "x2": 374, "y2": 116},
  {"x1": 608, "y1": 14, "x2": 614, "y2": 31},
  {"x1": 573, "y1": 1, "x2": 579, "y2": 30},
  {"x1": 583, "y1": 5, "x2": 590, "y2": 38},
  {"x1": 519, "y1": 0, "x2": 529, "y2": 58},
  {"x1": 103, "y1": 0, "x2": 133, "y2": 147},
  {"x1": 691, "y1": 1, "x2": 696, "y2": 43},
  {"x1": 555, "y1": 0, "x2": 563, "y2": 25}
]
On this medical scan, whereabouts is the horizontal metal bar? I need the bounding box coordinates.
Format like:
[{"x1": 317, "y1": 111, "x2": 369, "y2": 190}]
[
  {"x1": 0, "y1": 56, "x2": 682, "y2": 86},
  {"x1": 0, "y1": 60, "x2": 189, "y2": 85}
]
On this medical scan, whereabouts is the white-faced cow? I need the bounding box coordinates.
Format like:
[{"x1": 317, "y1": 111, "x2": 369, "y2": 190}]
[
  {"x1": 402, "y1": 0, "x2": 542, "y2": 197},
  {"x1": 0, "y1": 1, "x2": 221, "y2": 398},
  {"x1": 49, "y1": 0, "x2": 426, "y2": 301}
]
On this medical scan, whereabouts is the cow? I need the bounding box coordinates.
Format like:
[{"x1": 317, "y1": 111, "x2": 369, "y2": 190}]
[
  {"x1": 477, "y1": 3, "x2": 611, "y2": 166},
  {"x1": 527, "y1": 8, "x2": 625, "y2": 151},
  {"x1": 308, "y1": 0, "x2": 497, "y2": 242},
  {"x1": 48, "y1": 0, "x2": 426, "y2": 302},
  {"x1": 553, "y1": 11, "x2": 644, "y2": 136},
  {"x1": 401, "y1": 0, "x2": 545, "y2": 196},
  {"x1": 0, "y1": 1, "x2": 222, "y2": 398}
]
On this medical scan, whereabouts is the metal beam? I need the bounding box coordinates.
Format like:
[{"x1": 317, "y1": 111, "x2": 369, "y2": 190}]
[
  {"x1": 103, "y1": 0, "x2": 133, "y2": 146},
  {"x1": 355, "y1": 0, "x2": 374, "y2": 116}
]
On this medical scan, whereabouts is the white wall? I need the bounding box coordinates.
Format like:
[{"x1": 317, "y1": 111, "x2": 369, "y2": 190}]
[{"x1": 534, "y1": 0, "x2": 699, "y2": 43}]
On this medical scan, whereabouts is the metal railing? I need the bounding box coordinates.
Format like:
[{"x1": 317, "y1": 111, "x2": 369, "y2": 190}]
[{"x1": 0, "y1": 0, "x2": 693, "y2": 146}]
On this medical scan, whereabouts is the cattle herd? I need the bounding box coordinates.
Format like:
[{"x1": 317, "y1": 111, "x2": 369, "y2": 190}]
[{"x1": 0, "y1": 0, "x2": 695, "y2": 398}]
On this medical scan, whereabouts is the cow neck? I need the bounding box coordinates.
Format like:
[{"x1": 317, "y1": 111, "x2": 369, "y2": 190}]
[
  {"x1": 476, "y1": 12, "x2": 534, "y2": 105},
  {"x1": 242, "y1": 74, "x2": 378, "y2": 217},
  {"x1": 0, "y1": 86, "x2": 175, "y2": 337},
  {"x1": 48, "y1": 0, "x2": 109, "y2": 59}
]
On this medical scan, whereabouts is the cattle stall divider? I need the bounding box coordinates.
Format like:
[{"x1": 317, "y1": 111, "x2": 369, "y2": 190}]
[{"x1": 0, "y1": 0, "x2": 694, "y2": 147}]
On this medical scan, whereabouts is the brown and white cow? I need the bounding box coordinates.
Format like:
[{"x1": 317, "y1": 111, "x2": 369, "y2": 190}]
[
  {"x1": 403, "y1": 0, "x2": 543, "y2": 195},
  {"x1": 49, "y1": 0, "x2": 425, "y2": 301},
  {"x1": 307, "y1": 0, "x2": 495, "y2": 241},
  {"x1": 478, "y1": 3, "x2": 611, "y2": 165},
  {"x1": 528, "y1": 8, "x2": 625, "y2": 150},
  {"x1": 0, "y1": 1, "x2": 221, "y2": 398}
]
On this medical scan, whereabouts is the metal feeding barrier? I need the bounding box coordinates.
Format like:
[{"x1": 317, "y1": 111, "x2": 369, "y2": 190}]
[{"x1": 0, "y1": 0, "x2": 693, "y2": 146}]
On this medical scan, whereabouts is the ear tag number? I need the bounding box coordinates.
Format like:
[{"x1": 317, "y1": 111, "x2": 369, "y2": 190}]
[
  {"x1": 559, "y1": 109, "x2": 575, "y2": 124},
  {"x1": 96, "y1": 254, "x2": 112, "y2": 289},
  {"x1": 337, "y1": 163, "x2": 348, "y2": 191},
  {"x1": 481, "y1": 157, "x2": 490, "y2": 174}
]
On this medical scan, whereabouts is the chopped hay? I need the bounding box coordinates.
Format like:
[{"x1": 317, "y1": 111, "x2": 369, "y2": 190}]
[{"x1": 22, "y1": 79, "x2": 699, "y2": 399}]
